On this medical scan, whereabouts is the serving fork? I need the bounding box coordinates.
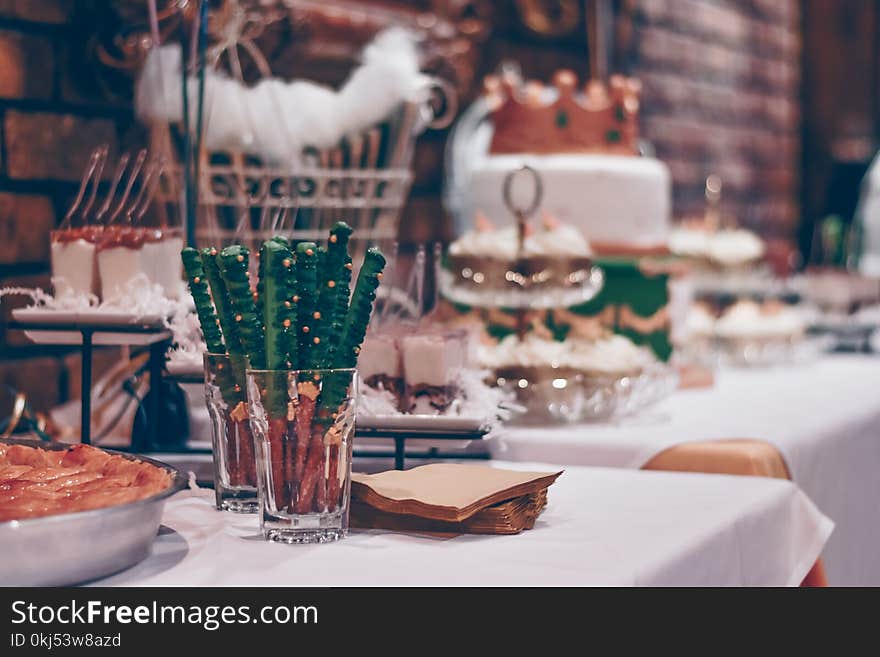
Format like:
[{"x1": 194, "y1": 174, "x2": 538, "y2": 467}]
[{"x1": 60, "y1": 145, "x2": 166, "y2": 229}]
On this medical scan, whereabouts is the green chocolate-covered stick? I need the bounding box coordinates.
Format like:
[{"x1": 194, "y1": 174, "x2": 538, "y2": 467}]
[
  {"x1": 294, "y1": 242, "x2": 319, "y2": 369},
  {"x1": 256, "y1": 235, "x2": 292, "y2": 328},
  {"x1": 182, "y1": 246, "x2": 241, "y2": 412},
  {"x1": 262, "y1": 241, "x2": 298, "y2": 370},
  {"x1": 261, "y1": 241, "x2": 299, "y2": 416},
  {"x1": 334, "y1": 247, "x2": 386, "y2": 369},
  {"x1": 263, "y1": 237, "x2": 296, "y2": 507},
  {"x1": 200, "y1": 247, "x2": 246, "y2": 395},
  {"x1": 315, "y1": 222, "x2": 353, "y2": 366},
  {"x1": 219, "y1": 245, "x2": 266, "y2": 370},
  {"x1": 327, "y1": 254, "x2": 353, "y2": 357},
  {"x1": 315, "y1": 245, "x2": 328, "y2": 354},
  {"x1": 316, "y1": 247, "x2": 386, "y2": 424},
  {"x1": 200, "y1": 248, "x2": 237, "y2": 351},
  {"x1": 181, "y1": 247, "x2": 224, "y2": 354},
  {"x1": 256, "y1": 248, "x2": 266, "y2": 329}
]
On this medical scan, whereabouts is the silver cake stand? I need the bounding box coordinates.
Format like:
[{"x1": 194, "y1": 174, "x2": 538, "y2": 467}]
[{"x1": 440, "y1": 165, "x2": 605, "y2": 311}]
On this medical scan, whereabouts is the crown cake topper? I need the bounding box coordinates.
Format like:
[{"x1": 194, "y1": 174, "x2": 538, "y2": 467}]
[{"x1": 484, "y1": 69, "x2": 641, "y2": 156}]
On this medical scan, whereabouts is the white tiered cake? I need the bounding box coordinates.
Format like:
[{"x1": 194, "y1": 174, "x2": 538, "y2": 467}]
[
  {"x1": 463, "y1": 147, "x2": 671, "y2": 254},
  {"x1": 448, "y1": 69, "x2": 671, "y2": 255}
]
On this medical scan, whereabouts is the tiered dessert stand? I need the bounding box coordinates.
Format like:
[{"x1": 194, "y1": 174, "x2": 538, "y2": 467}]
[
  {"x1": 440, "y1": 165, "x2": 605, "y2": 312},
  {"x1": 440, "y1": 166, "x2": 620, "y2": 424}
]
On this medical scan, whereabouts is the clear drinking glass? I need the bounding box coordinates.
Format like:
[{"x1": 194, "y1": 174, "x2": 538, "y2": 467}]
[
  {"x1": 246, "y1": 368, "x2": 358, "y2": 543},
  {"x1": 204, "y1": 353, "x2": 258, "y2": 513}
]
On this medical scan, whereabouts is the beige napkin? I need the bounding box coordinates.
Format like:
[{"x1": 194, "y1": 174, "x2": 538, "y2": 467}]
[
  {"x1": 351, "y1": 463, "x2": 562, "y2": 523},
  {"x1": 350, "y1": 489, "x2": 549, "y2": 535}
]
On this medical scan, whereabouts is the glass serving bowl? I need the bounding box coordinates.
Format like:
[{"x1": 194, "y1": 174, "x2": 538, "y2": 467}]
[
  {"x1": 494, "y1": 362, "x2": 678, "y2": 425},
  {"x1": 711, "y1": 334, "x2": 832, "y2": 367}
]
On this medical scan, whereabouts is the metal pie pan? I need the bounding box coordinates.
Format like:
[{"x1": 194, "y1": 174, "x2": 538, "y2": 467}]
[{"x1": 0, "y1": 438, "x2": 187, "y2": 586}]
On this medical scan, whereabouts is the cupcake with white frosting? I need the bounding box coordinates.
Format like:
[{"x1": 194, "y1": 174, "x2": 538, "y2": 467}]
[
  {"x1": 669, "y1": 224, "x2": 765, "y2": 269},
  {"x1": 714, "y1": 300, "x2": 805, "y2": 341},
  {"x1": 685, "y1": 303, "x2": 717, "y2": 339},
  {"x1": 478, "y1": 331, "x2": 655, "y2": 379},
  {"x1": 445, "y1": 211, "x2": 593, "y2": 295}
]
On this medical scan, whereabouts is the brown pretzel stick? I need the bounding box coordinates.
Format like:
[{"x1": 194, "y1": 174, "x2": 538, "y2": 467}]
[
  {"x1": 235, "y1": 418, "x2": 257, "y2": 487},
  {"x1": 267, "y1": 417, "x2": 289, "y2": 511},
  {"x1": 325, "y1": 424, "x2": 343, "y2": 511},
  {"x1": 314, "y1": 456, "x2": 327, "y2": 513},
  {"x1": 291, "y1": 382, "x2": 319, "y2": 510},
  {"x1": 283, "y1": 403, "x2": 296, "y2": 509},
  {"x1": 226, "y1": 401, "x2": 250, "y2": 487},
  {"x1": 294, "y1": 432, "x2": 325, "y2": 514}
]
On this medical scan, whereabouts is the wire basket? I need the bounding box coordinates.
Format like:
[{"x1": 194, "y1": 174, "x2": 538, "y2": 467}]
[{"x1": 152, "y1": 100, "x2": 433, "y2": 249}]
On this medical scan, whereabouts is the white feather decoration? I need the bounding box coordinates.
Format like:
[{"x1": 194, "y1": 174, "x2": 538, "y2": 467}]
[
  {"x1": 135, "y1": 27, "x2": 429, "y2": 165},
  {"x1": 337, "y1": 27, "x2": 431, "y2": 135},
  {"x1": 198, "y1": 73, "x2": 253, "y2": 153},
  {"x1": 279, "y1": 81, "x2": 342, "y2": 151}
]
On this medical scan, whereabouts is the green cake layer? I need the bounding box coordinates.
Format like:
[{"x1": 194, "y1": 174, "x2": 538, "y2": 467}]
[{"x1": 567, "y1": 256, "x2": 673, "y2": 361}]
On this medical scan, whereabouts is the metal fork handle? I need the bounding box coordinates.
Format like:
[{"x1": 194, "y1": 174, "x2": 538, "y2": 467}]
[
  {"x1": 61, "y1": 145, "x2": 108, "y2": 229},
  {"x1": 79, "y1": 145, "x2": 109, "y2": 225},
  {"x1": 107, "y1": 149, "x2": 148, "y2": 225},
  {"x1": 93, "y1": 151, "x2": 132, "y2": 224},
  {"x1": 130, "y1": 157, "x2": 165, "y2": 224}
]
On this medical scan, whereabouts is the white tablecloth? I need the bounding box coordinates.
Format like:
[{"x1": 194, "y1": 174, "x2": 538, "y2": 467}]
[
  {"x1": 494, "y1": 355, "x2": 880, "y2": 585},
  {"x1": 97, "y1": 463, "x2": 831, "y2": 587}
]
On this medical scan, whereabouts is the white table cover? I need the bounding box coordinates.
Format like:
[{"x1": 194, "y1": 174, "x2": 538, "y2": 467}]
[
  {"x1": 97, "y1": 463, "x2": 832, "y2": 587},
  {"x1": 494, "y1": 355, "x2": 880, "y2": 585}
]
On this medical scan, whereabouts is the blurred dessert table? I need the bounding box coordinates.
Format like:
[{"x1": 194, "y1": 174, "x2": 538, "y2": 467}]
[
  {"x1": 495, "y1": 354, "x2": 880, "y2": 585},
  {"x1": 96, "y1": 463, "x2": 830, "y2": 587}
]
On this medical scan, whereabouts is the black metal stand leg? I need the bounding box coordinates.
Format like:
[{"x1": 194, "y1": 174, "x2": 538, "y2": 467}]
[
  {"x1": 80, "y1": 330, "x2": 93, "y2": 445},
  {"x1": 394, "y1": 437, "x2": 405, "y2": 470},
  {"x1": 147, "y1": 341, "x2": 165, "y2": 451}
]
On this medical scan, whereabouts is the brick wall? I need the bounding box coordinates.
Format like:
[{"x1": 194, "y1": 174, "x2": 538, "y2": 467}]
[
  {"x1": 626, "y1": 0, "x2": 802, "y2": 239},
  {"x1": 402, "y1": 0, "x2": 803, "y2": 246},
  {"x1": 0, "y1": 2, "x2": 131, "y2": 413}
]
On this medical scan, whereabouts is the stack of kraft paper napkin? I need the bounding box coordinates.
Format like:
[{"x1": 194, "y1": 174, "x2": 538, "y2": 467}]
[{"x1": 349, "y1": 464, "x2": 562, "y2": 535}]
